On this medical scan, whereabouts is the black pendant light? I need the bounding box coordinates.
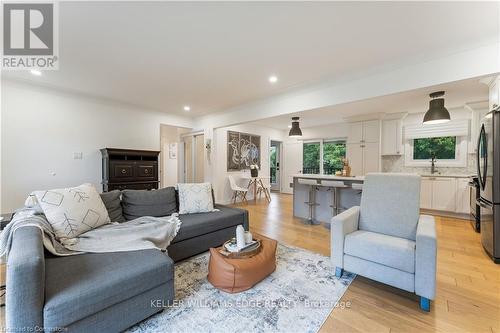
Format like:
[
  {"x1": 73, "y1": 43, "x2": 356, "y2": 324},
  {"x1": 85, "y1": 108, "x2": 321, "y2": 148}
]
[
  {"x1": 423, "y1": 91, "x2": 450, "y2": 124},
  {"x1": 288, "y1": 117, "x2": 302, "y2": 138}
]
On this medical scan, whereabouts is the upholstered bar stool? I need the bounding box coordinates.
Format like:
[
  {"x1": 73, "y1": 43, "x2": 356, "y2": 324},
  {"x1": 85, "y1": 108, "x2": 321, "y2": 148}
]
[
  {"x1": 321, "y1": 180, "x2": 349, "y2": 217},
  {"x1": 298, "y1": 178, "x2": 321, "y2": 225}
]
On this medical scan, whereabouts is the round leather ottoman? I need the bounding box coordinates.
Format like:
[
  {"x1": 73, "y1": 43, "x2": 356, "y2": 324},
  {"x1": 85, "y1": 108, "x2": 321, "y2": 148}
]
[{"x1": 208, "y1": 237, "x2": 277, "y2": 293}]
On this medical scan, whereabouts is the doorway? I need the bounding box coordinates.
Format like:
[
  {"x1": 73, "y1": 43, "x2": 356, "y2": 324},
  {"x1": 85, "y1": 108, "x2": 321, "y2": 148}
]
[
  {"x1": 270, "y1": 140, "x2": 282, "y2": 191},
  {"x1": 184, "y1": 133, "x2": 205, "y2": 183}
]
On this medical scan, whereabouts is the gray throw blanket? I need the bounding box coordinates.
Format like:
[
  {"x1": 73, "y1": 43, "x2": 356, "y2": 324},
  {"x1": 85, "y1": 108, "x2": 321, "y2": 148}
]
[{"x1": 0, "y1": 207, "x2": 182, "y2": 263}]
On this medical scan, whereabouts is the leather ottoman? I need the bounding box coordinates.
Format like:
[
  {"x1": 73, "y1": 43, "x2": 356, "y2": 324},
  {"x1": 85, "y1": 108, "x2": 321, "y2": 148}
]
[{"x1": 208, "y1": 237, "x2": 277, "y2": 293}]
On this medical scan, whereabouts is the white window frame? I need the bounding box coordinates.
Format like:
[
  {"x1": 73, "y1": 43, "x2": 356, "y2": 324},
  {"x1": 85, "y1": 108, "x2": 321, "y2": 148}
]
[
  {"x1": 302, "y1": 138, "x2": 347, "y2": 174},
  {"x1": 404, "y1": 136, "x2": 468, "y2": 167}
]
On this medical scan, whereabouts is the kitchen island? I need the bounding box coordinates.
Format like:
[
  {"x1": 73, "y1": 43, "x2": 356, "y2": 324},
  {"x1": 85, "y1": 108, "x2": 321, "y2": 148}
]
[{"x1": 292, "y1": 174, "x2": 364, "y2": 224}]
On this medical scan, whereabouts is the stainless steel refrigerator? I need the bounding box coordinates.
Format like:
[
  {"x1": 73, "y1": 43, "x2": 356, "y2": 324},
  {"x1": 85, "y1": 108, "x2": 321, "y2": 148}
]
[{"x1": 477, "y1": 106, "x2": 500, "y2": 263}]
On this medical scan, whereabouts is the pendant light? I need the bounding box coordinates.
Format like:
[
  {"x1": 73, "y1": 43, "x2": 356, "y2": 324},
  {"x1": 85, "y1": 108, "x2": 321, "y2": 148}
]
[
  {"x1": 288, "y1": 117, "x2": 302, "y2": 138},
  {"x1": 423, "y1": 91, "x2": 450, "y2": 124}
]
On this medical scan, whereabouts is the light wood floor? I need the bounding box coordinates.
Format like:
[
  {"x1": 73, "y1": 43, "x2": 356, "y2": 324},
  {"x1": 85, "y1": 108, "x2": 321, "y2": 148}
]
[{"x1": 231, "y1": 193, "x2": 500, "y2": 333}]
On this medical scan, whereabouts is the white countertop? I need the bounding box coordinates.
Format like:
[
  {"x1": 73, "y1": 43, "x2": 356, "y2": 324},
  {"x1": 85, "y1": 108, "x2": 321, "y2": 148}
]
[
  {"x1": 292, "y1": 174, "x2": 365, "y2": 181},
  {"x1": 292, "y1": 173, "x2": 472, "y2": 180},
  {"x1": 419, "y1": 174, "x2": 473, "y2": 178}
]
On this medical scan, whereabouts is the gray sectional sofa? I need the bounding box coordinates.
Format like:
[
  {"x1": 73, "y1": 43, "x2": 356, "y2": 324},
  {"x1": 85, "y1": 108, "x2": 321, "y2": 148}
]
[{"x1": 6, "y1": 187, "x2": 249, "y2": 333}]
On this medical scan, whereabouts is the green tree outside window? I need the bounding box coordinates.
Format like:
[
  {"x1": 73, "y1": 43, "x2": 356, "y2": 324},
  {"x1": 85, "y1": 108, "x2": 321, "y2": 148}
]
[
  {"x1": 413, "y1": 136, "x2": 456, "y2": 160},
  {"x1": 323, "y1": 141, "x2": 346, "y2": 174},
  {"x1": 303, "y1": 142, "x2": 320, "y2": 174}
]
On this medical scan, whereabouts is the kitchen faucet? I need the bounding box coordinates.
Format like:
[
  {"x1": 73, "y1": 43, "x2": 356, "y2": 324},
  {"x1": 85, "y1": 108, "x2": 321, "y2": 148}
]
[{"x1": 430, "y1": 152, "x2": 438, "y2": 174}]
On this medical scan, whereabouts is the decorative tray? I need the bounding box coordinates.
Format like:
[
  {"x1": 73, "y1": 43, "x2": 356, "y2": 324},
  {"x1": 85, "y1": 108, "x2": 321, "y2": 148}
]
[{"x1": 219, "y1": 239, "x2": 261, "y2": 259}]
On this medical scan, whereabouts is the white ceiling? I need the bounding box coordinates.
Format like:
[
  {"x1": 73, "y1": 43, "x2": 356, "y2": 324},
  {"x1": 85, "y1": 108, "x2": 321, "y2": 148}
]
[
  {"x1": 253, "y1": 77, "x2": 490, "y2": 130},
  {"x1": 3, "y1": 1, "x2": 499, "y2": 117}
]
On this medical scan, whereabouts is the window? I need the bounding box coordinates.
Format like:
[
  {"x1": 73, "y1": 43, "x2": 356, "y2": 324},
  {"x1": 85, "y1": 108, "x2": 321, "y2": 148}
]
[
  {"x1": 405, "y1": 136, "x2": 467, "y2": 167},
  {"x1": 303, "y1": 142, "x2": 320, "y2": 174},
  {"x1": 323, "y1": 141, "x2": 346, "y2": 175},
  {"x1": 303, "y1": 140, "x2": 346, "y2": 174},
  {"x1": 413, "y1": 136, "x2": 456, "y2": 160}
]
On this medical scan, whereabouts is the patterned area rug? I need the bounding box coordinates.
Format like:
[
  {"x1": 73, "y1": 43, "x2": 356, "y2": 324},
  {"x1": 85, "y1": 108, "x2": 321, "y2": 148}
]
[{"x1": 128, "y1": 244, "x2": 355, "y2": 333}]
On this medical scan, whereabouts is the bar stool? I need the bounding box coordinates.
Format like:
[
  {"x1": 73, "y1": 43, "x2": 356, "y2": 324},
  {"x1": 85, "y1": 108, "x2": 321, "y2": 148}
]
[
  {"x1": 321, "y1": 180, "x2": 349, "y2": 217},
  {"x1": 298, "y1": 178, "x2": 321, "y2": 225},
  {"x1": 352, "y1": 183, "x2": 363, "y2": 195}
]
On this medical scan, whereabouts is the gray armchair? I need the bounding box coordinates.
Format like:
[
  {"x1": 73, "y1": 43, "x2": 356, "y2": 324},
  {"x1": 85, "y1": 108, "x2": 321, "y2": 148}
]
[{"x1": 331, "y1": 173, "x2": 437, "y2": 311}]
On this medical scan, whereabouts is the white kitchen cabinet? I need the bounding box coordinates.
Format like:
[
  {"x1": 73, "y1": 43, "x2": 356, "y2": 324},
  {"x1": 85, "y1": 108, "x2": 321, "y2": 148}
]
[
  {"x1": 346, "y1": 142, "x2": 380, "y2": 176},
  {"x1": 347, "y1": 120, "x2": 380, "y2": 143},
  {"x1": 431, "y1": 177, "x2": 457, "y2": 212},
  {"x1": 421, "y1": 177, "x2": 466, "y2": 213},
  {"x1": 363, "y1": 120, "x2": 381, "y2": 143},
  {"x1": 420, "y1": 178, "x2": 433, "y2": 209},
  {"x1": 346, "y1": 143, "x2": 364, "y2": 176},
  {"x1": 347, "y1": 122, "x2": 363, "y2": 143},
  {"x1": 363, "y1": 142, "x2": 380, "y2": 174},
  {"x1": 455, "y1": 178, "x2": 470, "y2": 214},
  {"x1": 381, "y1": 119, "x2": 402, "y2": 155},
  {"x1": 346, "y1": 120, "x2": 381, "y2": 176}
]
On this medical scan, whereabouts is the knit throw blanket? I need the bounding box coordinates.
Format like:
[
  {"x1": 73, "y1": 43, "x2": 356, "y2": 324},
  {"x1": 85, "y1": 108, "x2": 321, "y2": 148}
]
[{"x1": 0, "y1": 207, "x2": 182, "y2": 263}]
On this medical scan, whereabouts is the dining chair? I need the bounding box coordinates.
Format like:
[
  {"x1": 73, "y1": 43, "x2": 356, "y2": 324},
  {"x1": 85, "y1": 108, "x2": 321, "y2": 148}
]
[
  {"x1": 228, "y1": 175, "x2": 248, "y2": 204},
  {"x1": 256, "y1": 177, "x2": 272, "y2": 203}
]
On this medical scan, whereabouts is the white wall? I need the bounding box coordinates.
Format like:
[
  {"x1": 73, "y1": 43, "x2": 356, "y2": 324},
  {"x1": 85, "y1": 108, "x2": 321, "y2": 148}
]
[
  {"x1": 1, "y1": 81, "x2": 193, "y2": 213},
  {"x1": 211, "y1": 123, "x2": 285, "y2": 204},
  {"x1": 160, "y1": 125, "x2": 190, "y2": 187}
]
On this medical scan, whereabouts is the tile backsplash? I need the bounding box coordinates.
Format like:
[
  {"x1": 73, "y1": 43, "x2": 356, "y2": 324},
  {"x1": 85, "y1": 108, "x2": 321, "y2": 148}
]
[{"x1": 381, "y1": 154, "x2": 477, "y2": 176}]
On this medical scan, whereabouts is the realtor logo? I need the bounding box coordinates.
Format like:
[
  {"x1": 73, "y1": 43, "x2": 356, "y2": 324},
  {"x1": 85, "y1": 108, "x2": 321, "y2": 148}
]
[{"x1": 2, "y1": 2, "x2": 59, "y2": 69}]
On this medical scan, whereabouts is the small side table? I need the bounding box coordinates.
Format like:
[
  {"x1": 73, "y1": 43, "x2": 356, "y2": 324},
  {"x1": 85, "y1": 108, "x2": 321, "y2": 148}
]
[{"x1": 0, "y1": 212, "x2": 13, "y2": 307}]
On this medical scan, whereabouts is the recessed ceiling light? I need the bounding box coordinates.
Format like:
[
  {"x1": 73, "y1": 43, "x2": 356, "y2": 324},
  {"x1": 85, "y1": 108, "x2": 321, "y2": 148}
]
[
  {"x1": 30, "y1": 69, "x2": 42, "y2": 76},
  {"x1": 183, "y1": 105, "x2": 191, "y2": 111},
  {"x1": 268, "y1": 75, "x2": 278, "y2": 83}
]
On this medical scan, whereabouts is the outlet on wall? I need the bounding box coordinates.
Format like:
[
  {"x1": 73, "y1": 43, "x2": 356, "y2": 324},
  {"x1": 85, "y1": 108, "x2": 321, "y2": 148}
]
[{"x1": 73, "y1": 152, "x2": 83, "y2": 160}]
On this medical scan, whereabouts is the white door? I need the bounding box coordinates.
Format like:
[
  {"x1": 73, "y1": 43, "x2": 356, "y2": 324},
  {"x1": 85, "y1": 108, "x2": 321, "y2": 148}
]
[
  {"x1": 363, "y1": 142, "x2": 380, "y2": 174},
  {"x1": 270, "y1": 141, "x2": 281, "y2": 191},
  {"x1": 455, "y1": 178, "x2": 470, "y2": 214},
  {"x1": 194, "y1": 134, "x2": 204, "y2": 183},
  {"x1": 363, "y1": 120, "x2": 380, "y2": 143},
  {"x1": 346, "y1": 143, "x2": 363, "y2": 176},
  {"x1": 283, "y1": 142, "x2": 303, "y2": 194},
  {"x1": 431, "y1": 178, "x2": 457, "y2": 211},
  {"x1": 347, "y1": 122, "x2": 363, "y2": 143},
  {"x1": 184, "y1": 138, "x2": 193, "y2": 183},
  {"x1": 420, "y1": 178, "x2": 433, "y2": 209}
]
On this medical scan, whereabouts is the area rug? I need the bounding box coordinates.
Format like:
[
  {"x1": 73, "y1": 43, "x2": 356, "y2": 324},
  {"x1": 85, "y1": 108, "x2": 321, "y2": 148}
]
[{"x1": 128, "y1": 244, "x2": 355, "y2": 333}]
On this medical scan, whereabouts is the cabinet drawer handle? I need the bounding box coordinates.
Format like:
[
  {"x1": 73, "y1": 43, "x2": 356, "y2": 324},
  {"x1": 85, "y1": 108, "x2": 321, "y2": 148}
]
[{"x1": 121, "y1": 169, "x2": 127, "y2": 174}]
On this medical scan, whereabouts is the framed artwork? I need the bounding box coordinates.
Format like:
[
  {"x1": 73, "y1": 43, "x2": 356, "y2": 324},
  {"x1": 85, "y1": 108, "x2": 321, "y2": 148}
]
[{"x1": 227, "y1": 131, "x2": 260, "y2": 171}]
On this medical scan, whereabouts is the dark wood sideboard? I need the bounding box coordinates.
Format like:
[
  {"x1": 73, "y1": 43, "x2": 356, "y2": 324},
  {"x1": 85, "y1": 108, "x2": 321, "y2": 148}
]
[{"x1": 100, "y1": 148, "x2": 160, "y2": 192}]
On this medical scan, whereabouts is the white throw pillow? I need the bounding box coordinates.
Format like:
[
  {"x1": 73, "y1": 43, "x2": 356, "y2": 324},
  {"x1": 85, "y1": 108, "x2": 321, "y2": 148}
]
[
  {"x1": 177, "y1": 183, "x2": 215, "y2": 214},
  {"x1": 32, "y1": 183, "x2": 111, "y2": 240}
]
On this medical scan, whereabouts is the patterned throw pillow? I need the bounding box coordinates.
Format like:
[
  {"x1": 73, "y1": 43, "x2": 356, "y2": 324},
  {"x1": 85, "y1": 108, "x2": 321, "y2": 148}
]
[
  {"x1": 32, "y1": 183, "x2": 111, "y2": 240},
  {"x1": 177, "y1": 183, "x2": 215, "y2": 214}
]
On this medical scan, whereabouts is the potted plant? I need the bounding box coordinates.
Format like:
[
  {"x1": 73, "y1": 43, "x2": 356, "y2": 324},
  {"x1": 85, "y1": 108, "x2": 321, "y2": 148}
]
[{"x1": 250, "y1": 164, "x2": 259, "y2": 177}]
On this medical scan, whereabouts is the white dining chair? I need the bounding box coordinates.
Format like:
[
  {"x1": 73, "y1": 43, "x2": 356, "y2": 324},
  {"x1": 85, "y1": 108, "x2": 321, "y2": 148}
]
[
  {"x1": 256, "y1": 177, "x2": 272, "y2": 203},
  {"x1": 228, "y1": 175, "x2": 248, "y2": 204}
]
